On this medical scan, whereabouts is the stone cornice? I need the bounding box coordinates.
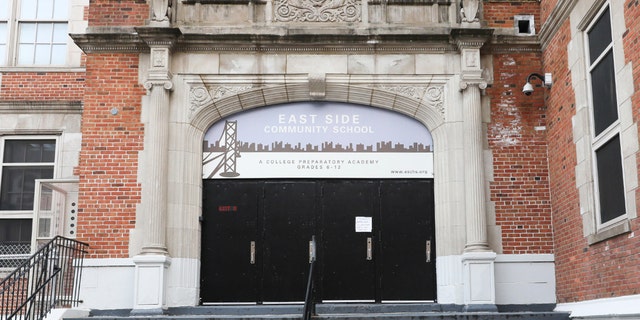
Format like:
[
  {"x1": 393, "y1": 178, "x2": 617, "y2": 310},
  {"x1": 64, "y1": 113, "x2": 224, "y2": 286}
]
[
  {"x1": 0, "y1": 101, "x2": 83, "y2": 114},
  {"x1": 71, "y1": 25, "x2": 541, "y2": 54},
  {"x1": 70, "y1": 32, "x2": 147, "y2": 53}
]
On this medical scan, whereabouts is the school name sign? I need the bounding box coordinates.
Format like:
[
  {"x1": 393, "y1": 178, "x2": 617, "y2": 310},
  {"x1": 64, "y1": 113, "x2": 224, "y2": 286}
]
[{"x1": 202, "y1": 102, "x2": 434, "y2": 179}]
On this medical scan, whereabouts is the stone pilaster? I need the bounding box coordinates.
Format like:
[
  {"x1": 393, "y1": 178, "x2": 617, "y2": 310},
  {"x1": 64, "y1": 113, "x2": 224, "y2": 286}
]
[
  {"x1": 131, "y1": 27, "x2": 181, "y2": 314},
  {"x1": 455, "y1": 30, "x2": 497, "y2": 311},
  {"x1": 460, "y1": 79, "x2": 489, "y2": 253}
]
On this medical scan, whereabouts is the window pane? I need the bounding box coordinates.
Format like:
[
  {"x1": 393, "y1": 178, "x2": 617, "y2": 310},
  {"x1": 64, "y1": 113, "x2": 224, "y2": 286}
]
[
  {"x1": 34, "y1": 44, "x2": 51, "y2": 64},
  {"x1": 0, "y1": 23, "x2": 7, "y2": 43},
  {"x1": 587, "y1": 7, "x2": 612, "y2": 64},
  {"x1": 596, "y1": 135, "x2": 626, "y2": 224},
  {"x1": 4, "y1": 140, "x2": 56, "y2": 163},
  {"x1": 51, "y1": 44, "x2": 66, "y2": 64},
  {"x1": 20, "y1": 0, "x2": 37, "y2": 19},
  {"x1": 17, "y1": 44, "x2": 34, "y2": 64},
  {"x1": 0, "y1": 23, "x2": 5, "y2": 66},
  {"x1": 52, "y1": 23, "x2": 68, "y2": 43},
  {"x1": 0, "y1": 166, "x2": 54, "y2": 210},
  {"x1": 0, "y1": 0, "x2": 9, "y2": 20},
  {"x1": 19, "y1": 23, "x2": 36, "y2": 43},
  {"x1": 0, "y1": 219, "x2": 32, "y2": 243},
  {"x1": 591, "y1": 51, "x2": 618, "y2": 136},
  {"x1": 36, "y1": 23, "x2": 53, "y2": 43},
  {"x1": 53, "y1": 0, "x2": 68, "y2": 19},
  {"x1": 37, "y1": 0, "x2": 54, "y2": 19},
  {"x1": 0, "y1": 45, "x2": 5, "y2": 65}
]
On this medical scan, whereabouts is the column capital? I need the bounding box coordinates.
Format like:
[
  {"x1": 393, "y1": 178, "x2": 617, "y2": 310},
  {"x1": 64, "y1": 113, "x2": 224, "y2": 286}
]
[
  {"x1": 459, "y1": 80, "x2": 487, "y2": 92},
  {"x1": 144, "y1": 79, "x2": 174, "y2": 92}
]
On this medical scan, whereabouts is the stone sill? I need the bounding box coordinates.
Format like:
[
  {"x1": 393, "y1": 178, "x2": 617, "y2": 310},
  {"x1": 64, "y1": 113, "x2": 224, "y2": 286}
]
[{"x1": 587, "y1": 219, "x2": 632, "y2": 245}]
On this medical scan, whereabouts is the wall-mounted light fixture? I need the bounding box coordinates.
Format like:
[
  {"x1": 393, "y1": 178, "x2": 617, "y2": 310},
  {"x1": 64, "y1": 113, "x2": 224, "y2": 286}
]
[{"x1": 522, "y1": 73, "x2": 553, "y2": 95}]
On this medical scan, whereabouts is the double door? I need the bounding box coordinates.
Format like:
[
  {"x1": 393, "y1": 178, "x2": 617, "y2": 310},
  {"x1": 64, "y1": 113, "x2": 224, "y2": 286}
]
[{"x1": 200, "y1": 179, "x2": 435, "y2": 303}]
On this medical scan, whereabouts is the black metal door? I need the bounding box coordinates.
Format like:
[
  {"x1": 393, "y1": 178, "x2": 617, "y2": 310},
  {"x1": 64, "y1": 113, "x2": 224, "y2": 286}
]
[
  {"x1": 201, "y1": 179, "x2": 436, "y2": 303},
  {"x1": 200, "y1": 180, "x2": 260, "y2": 303},
  {"x1": 379, "y1": 180, "x2": 436, "y2": 301},
  {"x1": 261, "y1": 181, "x2": 316, "y2": 302},
  {"x1": 319, "y1": 180, "x2": 377, "y2": 301}
]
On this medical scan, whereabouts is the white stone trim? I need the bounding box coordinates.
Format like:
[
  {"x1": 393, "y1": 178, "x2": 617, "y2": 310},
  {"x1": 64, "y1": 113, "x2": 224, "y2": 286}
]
[
  {"x1": 555, "y1": 294, "x2": 640, "y2": 318},
  {"x1": 568, "y1": 0, "x2": 638, "y2": 242},
  {"x1": 79, "y1": 258, "x2": 136, "y2": 310}
]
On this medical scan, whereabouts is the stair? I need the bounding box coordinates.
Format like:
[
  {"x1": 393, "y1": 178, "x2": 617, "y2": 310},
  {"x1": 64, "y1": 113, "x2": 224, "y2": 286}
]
[{"x1": 81, "y1": 304, "x2": 571, "y2": 320}]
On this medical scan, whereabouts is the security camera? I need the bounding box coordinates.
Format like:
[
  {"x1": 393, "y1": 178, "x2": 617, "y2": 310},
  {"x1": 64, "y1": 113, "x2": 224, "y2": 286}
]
[{"x1": 522, "y1": 82, "x2": 534, "y2": 96}]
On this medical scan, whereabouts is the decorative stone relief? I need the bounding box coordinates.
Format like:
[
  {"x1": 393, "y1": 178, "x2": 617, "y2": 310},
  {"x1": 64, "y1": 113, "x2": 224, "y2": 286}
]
[
  {"x1": 151, "y1": 48, "x2": 168, "y2": 68},
  {"x1": 460, "y1": 0, "x2": 479, "y2": 23},
  {"x1": 189, "y1": 87, "x2": 213, "y2": 114},
  {"x1": 189, "y1": 85, "x2": 254, "y2": 118},
  {"x1": 377, "y1": 85, "x2": 426, "y2": 101},
  {"x1": 150, "y1": 0, "x2": 172, "y2": 25},
  {"x1": 424, "y1": 86, "x2": 445, "y2": 117},
  {"x1": 211, "y1": 85, "x2": 254, "y2": 101},
  {"x1": 275, "y1": 0, "x2": 361, "y2": 22},
  {"x1": 376, "y1": 85, "x2": 445, "y2": 117}
]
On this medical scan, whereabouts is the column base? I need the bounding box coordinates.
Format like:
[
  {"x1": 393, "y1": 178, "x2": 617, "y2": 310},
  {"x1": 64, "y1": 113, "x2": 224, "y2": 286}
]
[
  {"x1": 462, "y1": 251, "x2": 496, "y2": 309},
  {"x1": 132, "y1": 255, "x2": 171, "y2": 313}
]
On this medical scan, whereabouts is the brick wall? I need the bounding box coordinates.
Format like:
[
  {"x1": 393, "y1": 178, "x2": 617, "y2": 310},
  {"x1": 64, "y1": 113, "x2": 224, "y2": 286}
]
[
  {"x1": 542, "y1": 1, "x2": 640, "y2": 303},
  {"x1": 486, "y1": 52, "x2": 554, "y2": 254},
  {"x1": 88, "y1": 0, "x2": 149, "y2": 26},
  {"x1": 538, "y1": 0, "x2": 559, "y2": 26},
  {"x1": 0, "y1": 72, "x2": 85, "y2": 102},
  {"x1": 76, "y1": 53, "x2": 145, "y2": 258},
  {"x1": 483, "y1": 0, "x2": 541, "y2": 30}
]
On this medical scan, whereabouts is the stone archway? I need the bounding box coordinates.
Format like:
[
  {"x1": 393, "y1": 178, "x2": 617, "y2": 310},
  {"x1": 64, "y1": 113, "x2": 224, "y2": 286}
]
[{"x1": 159, "y1": 73, "x2": 475, "y2": 306}]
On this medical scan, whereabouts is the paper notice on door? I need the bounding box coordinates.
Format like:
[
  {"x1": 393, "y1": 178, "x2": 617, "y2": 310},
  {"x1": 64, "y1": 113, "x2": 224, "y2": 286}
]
[{"x1": 355, "y1": 216, "x2": 373, "y2": 233}]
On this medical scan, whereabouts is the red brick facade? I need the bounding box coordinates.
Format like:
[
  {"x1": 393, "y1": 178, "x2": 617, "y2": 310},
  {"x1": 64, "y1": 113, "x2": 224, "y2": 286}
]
[
  {"x1": 486, "y1": 52, "x2": 553, "y2": 254},
  {"x1": 76, "y1": 53, "x2": 146, "y2": 258},
  {"x1": 0, "y1": 72, "x2": 85, "y2": 101},
  {"x1": 4, "y1": 0, "x2": 639, "y2": 311},
  {"x1": 540, "y1": 0, "x2": 640, "y2": 304}
]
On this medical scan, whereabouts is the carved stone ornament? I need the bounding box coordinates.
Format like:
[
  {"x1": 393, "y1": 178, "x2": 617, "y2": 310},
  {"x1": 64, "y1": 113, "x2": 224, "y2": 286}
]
[
  {"x1": 424, "y1": 86, "x2": 445, "y2": 116},
  {"x1": 377, "y1": 85, "x2": 426, "y2": 101},
  {"x1": 189, "y1": 85, "x2": 254, "y2": 118},
  {"x1": 189, "y1": 87, "x2": 213, "y2": 114},
  {"x1": 460, "y1": 0, "x2": 479, "y2": 23},
  {"x1": 151, "y1": 0, "x2": 172, "y2": 24},
  {"x1": 275, "y1": 0, "x2": 361, "y2": 22}
]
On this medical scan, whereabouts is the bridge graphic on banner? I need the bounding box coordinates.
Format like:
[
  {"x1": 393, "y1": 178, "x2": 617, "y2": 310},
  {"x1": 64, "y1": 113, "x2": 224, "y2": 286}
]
[{"x1": 203, "y1": 120, "x2": 240, "y2": 178}]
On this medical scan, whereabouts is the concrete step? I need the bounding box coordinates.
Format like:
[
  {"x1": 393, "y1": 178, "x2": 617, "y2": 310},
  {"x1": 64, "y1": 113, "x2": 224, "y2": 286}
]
[{"x1": 81, "y1": 304, "x2": 570, "y2": 320}]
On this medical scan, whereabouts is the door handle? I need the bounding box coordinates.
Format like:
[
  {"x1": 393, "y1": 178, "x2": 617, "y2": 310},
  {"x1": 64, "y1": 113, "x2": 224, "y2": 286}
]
[
  {"x1": 426, "y1": 240, "x2": 431, "y2": 263},
  {"x1": 250, "y1": 241, "x2": 256, "y2": 265},
  {"x1": 309, "y1": 235, "x2": 317, "y2": 263},
  {"x1": 366, "y1": 237, "x2": 373, "y2": 261}
]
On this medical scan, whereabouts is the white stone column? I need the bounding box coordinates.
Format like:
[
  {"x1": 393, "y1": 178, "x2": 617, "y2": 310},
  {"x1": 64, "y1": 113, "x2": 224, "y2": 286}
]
[
  {"x1": 131, "y1": 27, "x2": 180, "y2": 314},
  {"x1": 456, "y1": 33, "x2": 497, "y2": 311},
  {"x1": 460, "y1": 80, "x2": 489, "y2": 253}
]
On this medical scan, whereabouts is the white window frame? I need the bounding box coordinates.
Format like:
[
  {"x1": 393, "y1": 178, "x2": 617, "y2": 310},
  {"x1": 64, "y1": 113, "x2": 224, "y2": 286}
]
[
  {"x1": 0, "y1": 135, "x2": 59, "y2": 219},
  {"x1": 0, "y1": 0, "x2": 87, "y2": 68},
  {"x1": 584, "y1": 3, "x2": 627, "y2": 230},
  {"x1": 570, "y1": 0, "x2": 638, "y2": 245}
]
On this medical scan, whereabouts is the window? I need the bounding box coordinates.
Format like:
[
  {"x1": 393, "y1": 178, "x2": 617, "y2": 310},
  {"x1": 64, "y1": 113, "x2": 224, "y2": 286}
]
[
  {"x1": 0, "y1": 0, "x2": 68, "y2": 66},
  {"x1": 586, "y1": 5, "x2": 626, "y2": 227},
  {"x1": 0, "y1": 138, "x2": 56, "y2": 268}
]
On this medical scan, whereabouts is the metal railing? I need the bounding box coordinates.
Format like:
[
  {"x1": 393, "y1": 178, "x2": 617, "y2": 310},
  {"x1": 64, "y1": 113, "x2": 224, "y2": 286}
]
[
  {"x1": 303, "y1": 235, "x2": 317, "y2": 320},
  {"x1": 0, "y1": 236, "x2": 89, "y2": 320}
]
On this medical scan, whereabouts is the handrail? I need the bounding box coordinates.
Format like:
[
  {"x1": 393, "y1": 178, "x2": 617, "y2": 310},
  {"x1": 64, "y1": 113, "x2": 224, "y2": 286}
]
[
  {"x1": 0, "y1": 236, "x2": 89, "y2": 320},
  {"x1": 303, "y1": 235, "x2": 317, "y2": 320}
]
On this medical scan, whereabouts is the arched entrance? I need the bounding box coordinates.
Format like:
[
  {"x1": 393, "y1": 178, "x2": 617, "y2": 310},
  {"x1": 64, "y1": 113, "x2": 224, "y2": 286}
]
[{"x1": 199, "y1": 102, "x2": 436, "y2": 303}]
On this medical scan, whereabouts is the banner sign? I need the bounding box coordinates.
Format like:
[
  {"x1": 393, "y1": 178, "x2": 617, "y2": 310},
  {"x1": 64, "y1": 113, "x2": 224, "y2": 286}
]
[{"x1": 202, "y1": 102, "x2": 433, "y2": 179}]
